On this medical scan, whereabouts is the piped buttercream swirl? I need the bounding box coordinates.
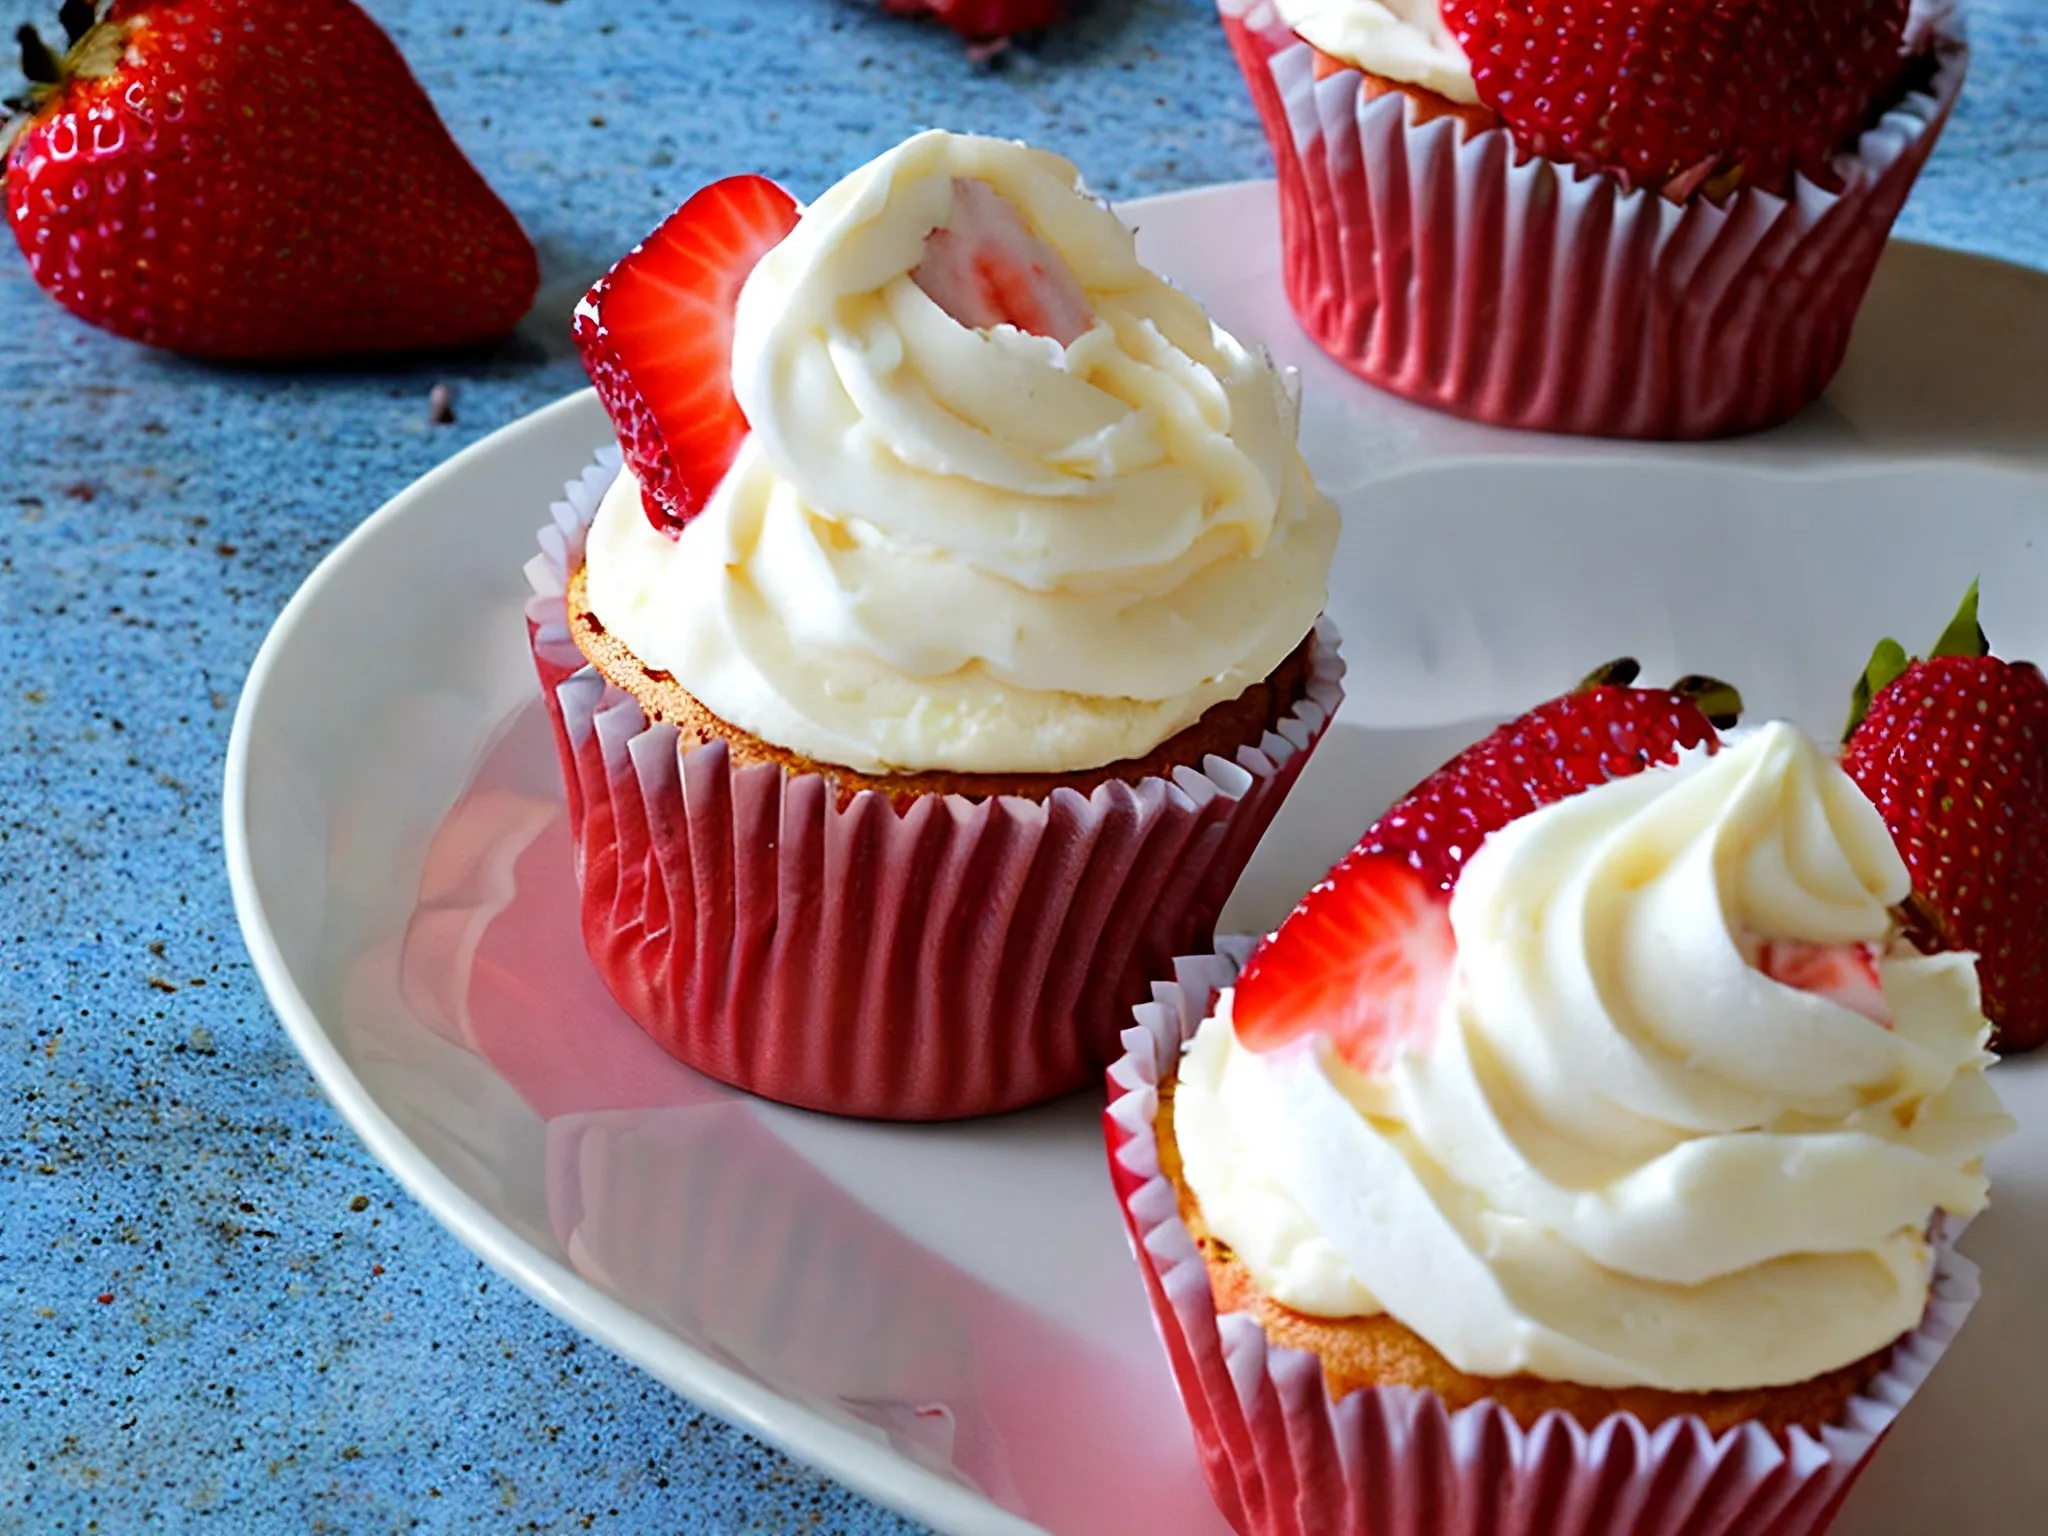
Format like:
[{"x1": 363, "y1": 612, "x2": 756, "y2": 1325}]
[
  {"x1": 582, "y1": 130, "x2": 1335, "y2": 776},
  {"x1": 1176, "y1": 723, "x2": 2012, "y2": 1391}
]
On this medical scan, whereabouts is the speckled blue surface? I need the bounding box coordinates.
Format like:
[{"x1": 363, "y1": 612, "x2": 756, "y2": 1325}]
[{"x1": 3, "y1": 0, "x2": 2043, "y2": 1530}]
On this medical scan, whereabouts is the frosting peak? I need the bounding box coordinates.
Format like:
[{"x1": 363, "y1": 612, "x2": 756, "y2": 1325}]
[
  {"x1": 582, "y1": 131, "x2": 1335, "y2": 775},
  {"x1": 1176, "y1": 723, "x2": 2013, "y2": 1392}
]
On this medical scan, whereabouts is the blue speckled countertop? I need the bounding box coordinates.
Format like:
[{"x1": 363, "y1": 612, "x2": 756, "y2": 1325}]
[{"x1": 4, "y1": 1, "x2": 2044, "y2": 1529}]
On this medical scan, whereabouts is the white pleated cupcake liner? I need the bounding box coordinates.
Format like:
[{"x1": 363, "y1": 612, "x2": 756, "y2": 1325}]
[{"x1": 1103, "y1": 940, "x2": 1979, "y2": 1535}]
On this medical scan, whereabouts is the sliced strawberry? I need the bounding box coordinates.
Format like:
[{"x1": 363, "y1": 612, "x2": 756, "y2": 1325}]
[
  {"x1": 1361, "y1": 664, "x2": 1736, "y2": 894},
  {"x1": 1441, "y1": 0, "x2": 1912, "y2": 197},
  {"x1": 574, "y1": 174, "x2": 800, "y2": 534},
  {"x1": 1755, "y1": 939, "x2": 1892, "y2": 1027},
  {"x1": 1233, "y1": 855, "x2": 1455, "y2": 1076},
  {"x1": 910, "y1": 178, "x2": 1094, "y2": 345}
]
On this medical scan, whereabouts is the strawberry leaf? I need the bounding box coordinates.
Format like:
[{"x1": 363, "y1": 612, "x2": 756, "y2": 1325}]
[
  {"x1": 1577, "y1": 657, "x2": 1643, "y2": 690},
  {"x1": 1670, "y1": 674, "x2": 1743, "y2": 731},
  {"x1": 1847, "y1": 584, "x2": 1990, "y2": 740},
  {"x1": 1930, "y1": 579, "x2": 1988, "y2": 661},
  {"x1": 1846, "y1": 638, "x2": 1912, "y2": 741},
  {"x1": 16, "y1": 24, "x2": 60, "y2": 84}
]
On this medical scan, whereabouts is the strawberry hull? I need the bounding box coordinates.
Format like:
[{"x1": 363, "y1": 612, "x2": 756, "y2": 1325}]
[
  {"x1": 1104, "y1": 944, "x2": 1982, "y2": 1536},
  {"x1": 1219, "y1": 0, "x2": 1967, "y2": 440},
  {"x1": 523, "y1": 453, "x2": 1344, "y2": 1121}
]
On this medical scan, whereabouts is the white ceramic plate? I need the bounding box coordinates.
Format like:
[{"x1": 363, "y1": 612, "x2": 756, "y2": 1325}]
[{"x1": 226, "y1": 182, "x2": 2048, "y2": 1536}]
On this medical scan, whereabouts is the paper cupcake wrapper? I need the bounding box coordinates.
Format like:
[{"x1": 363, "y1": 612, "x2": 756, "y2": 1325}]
[
  {"x1": 1219, "y1": 0, "x2": 1968, "y2": 439},
  {"x1": 524, "y1": 453, "x2": 1345, "y2": 1121},
  {"x1": 1103, "y1": 942, "x2": 1980, "y2": 1536}
]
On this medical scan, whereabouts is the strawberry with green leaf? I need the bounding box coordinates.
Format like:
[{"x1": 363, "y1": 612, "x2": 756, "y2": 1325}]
[
  {"x1": 4, "y1": 0, "x2": 536, "y2": 359},
  {"x1": 1842, "y1": 583, "x2": 2048, "y2": 1053}
]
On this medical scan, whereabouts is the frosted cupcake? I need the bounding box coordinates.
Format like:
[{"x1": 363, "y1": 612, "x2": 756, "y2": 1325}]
[
  {"x1": 1218, "y1": 0, "x2": 1968, "y2": 437},
  {"x1": 528, "y1": 130, "x2": 1342, "y2": 1121},
  {"x1": 1108, "y1": 680, "x2": 2011, "y2": 1532}
]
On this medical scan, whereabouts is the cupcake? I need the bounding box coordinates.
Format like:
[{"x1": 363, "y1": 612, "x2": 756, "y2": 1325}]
[
  {"x1": 1107, "y1": 672, "x2": 2012, "y2": 1533},
  {"x1": 527, "y1": 130, "x2": 1342, "y2": 1121},
  {"x1": 1218, "y1": 0, "x2": 1968, "y2": 438}
]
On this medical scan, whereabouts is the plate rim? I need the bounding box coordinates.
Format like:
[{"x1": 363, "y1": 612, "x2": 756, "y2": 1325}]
[
  {"x1": 222, "y1": 389, "x2": 1047, "y2": 1536},
  {"x1": 222, "y1": 177, "x2": 2048, "y2": 1536}
]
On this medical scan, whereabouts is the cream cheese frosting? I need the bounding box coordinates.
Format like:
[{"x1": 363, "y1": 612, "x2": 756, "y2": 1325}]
[
  {"x1": 1273, "y1": 0, "x2": 1479, "y2": 105},
  {"x1": 1175, "y1": 722, "x2": 2012, "y2": 1392},
  {"x1": 581, "y1": 130, "x2": 1337, "y2": 777}
]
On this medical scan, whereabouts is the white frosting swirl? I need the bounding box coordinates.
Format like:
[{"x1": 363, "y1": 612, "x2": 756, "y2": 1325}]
[
  {"x1": 582, "y1": 130, "x2": 1336, "y2": 776},
  {"x1": 1273, "y1": 0, "x2": 1479, "y2": 105},
  {"x1": 1176, "y1": 723, "x2": 2012, "y2": 1391}
]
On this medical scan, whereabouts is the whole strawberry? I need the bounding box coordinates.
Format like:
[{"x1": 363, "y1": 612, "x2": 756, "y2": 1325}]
[
  {"x1": 4, "y1": 0, "x2": 537, "y2": 359},
  {"x1": 1233, "y1": 663, "x2": 1739, "y2": 1067},
  {"x1": 1359, "y1": 660, "x2": 1740, "y2": 892},
  {"x1": 1842, "y1": 583, "x2": 2048, "y2": 1053},
  {"x1": 878, "y1": 0, "x2": 1063, "y2": 43},
  {"x1": 1441, "y1": 0, "x2": 1912, "y2": 196}
]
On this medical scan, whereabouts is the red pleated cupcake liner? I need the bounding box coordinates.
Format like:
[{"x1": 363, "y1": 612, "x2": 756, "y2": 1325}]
[
  {"x1": 524, "y1": 453, "x2": 1344, "y2": 1121},
  {"x1": 1103, "y1": 942, "x2": 1980, "y2": 1536},
  {"x1": 1218, "y1": 0, "x2": 1967, "y2": 439}
]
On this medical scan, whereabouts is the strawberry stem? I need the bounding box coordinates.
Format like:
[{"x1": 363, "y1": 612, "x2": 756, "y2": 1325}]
[{"x1": 1893, "y1": 891, "x2": 1953, "y2": 956}]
